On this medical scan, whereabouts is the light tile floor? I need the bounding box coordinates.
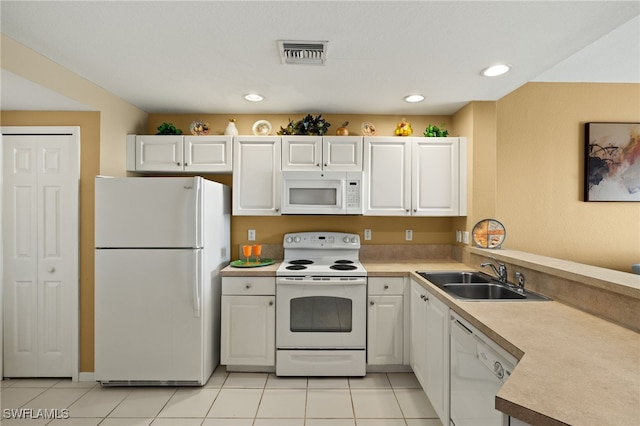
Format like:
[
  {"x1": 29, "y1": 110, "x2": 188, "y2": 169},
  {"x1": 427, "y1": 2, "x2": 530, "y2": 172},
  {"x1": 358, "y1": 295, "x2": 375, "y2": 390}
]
[{"x1": 0, "y1": 368, "x2": 442, "y2": 426}]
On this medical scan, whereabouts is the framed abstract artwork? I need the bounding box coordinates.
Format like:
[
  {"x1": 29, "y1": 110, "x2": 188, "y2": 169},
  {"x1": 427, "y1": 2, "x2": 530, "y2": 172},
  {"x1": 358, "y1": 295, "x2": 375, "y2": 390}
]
[{"x1": 585, "y1": 122, "x2": 640, "y2": 202}]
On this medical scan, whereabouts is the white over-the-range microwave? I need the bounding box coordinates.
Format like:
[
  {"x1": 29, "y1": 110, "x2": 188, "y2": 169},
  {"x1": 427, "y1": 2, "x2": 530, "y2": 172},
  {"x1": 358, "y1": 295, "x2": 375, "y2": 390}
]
[{"x1": 281, "y1": 171, "x2": 363, "y2": 215}]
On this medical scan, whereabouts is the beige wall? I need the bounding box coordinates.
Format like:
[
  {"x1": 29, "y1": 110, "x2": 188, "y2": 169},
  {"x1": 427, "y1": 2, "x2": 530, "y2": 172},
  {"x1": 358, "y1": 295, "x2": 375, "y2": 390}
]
[
  {"x1": 496, "y1": 82, "x2": 640, "y2": 272},
  {"x1": 1, "y1": 34, "x2": 148, "y2": 175}
]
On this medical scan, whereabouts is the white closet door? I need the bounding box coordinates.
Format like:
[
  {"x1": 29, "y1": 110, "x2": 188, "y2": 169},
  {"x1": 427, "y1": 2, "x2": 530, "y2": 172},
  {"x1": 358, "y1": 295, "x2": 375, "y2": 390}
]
[{"x1": 3, "y1": 130, "x2": 79, "y2": 378}]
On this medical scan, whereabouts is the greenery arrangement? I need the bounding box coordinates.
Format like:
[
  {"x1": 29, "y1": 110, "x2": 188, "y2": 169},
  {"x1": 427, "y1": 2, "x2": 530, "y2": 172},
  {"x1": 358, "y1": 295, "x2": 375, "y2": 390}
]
[
  {"x1": 277, "y1": 114, "x2": 331, "y2": 136},
  {"x1": 156, "y1": 122, "x2": 183, "y2": 135},
  {"x1": 424, "y1": 124, "x2": 449, "y2": 137}
]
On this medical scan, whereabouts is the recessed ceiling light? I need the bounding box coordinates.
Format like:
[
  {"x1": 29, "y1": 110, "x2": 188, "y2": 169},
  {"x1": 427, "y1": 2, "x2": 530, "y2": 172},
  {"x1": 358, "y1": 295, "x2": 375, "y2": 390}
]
[
  {"x1": 404, "y1": 94, "x2": 425, "y2": 103},
  {"x1": 243, "y1": 93, "x2": 264, "y2": 102},
  {"x1": 481, "y1": 64, "x2": 511, "y2": 77}
]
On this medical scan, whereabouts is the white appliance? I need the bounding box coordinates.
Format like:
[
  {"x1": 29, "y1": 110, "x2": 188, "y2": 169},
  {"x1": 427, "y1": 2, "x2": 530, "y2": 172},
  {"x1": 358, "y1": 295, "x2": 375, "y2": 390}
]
[
  {"x1": 276, "y1": 232, "x2": 367, "y2": 376},
  {"x1": 449, "y1": 312, "x2": 517, "y2": 426},
  {"x1": 281, "y1": 171, "x2": 363, "y2": 215},
  {"x1": 94, "y1": 176, "x2": 230, "y2": 386}
]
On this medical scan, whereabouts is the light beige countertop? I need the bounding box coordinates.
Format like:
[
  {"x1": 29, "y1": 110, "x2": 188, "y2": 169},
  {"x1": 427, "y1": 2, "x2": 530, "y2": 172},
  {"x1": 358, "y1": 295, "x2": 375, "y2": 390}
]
[{"x1": 220, "y1": 259, "x2": 640, "y2": 425}]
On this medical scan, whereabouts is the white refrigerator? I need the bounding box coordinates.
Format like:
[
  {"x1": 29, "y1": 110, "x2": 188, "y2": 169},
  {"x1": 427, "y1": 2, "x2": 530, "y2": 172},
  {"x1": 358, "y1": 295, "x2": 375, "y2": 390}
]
[{"x1": 94, "y1": 176, "x2": 230, "y2": 385}]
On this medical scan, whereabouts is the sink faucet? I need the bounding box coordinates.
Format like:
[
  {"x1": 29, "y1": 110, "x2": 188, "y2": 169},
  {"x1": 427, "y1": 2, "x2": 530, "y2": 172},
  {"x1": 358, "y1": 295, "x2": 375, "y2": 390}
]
[
  {"x1": 515, "y1": 272, "x2": 526, "y2": 292},
  {"x1": 481, "y1": 259, "x2": 508, "y2": 283}
]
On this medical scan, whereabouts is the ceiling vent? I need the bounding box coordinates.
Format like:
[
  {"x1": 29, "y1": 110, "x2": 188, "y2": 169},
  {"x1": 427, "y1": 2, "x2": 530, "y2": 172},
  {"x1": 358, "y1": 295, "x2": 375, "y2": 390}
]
[{"x1": 278, "y1": 40, "x2": 328, "y2": 65}]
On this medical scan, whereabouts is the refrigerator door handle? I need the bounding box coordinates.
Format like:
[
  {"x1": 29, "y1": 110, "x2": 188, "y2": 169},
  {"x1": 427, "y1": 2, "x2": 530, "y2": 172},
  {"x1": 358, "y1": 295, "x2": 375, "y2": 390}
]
[
  {"x1": 194, "y1": 177, "x2": 202, "y2": 247},
  {"x1": 193, "y1": 251, "x2": 202, "y2": 318}
]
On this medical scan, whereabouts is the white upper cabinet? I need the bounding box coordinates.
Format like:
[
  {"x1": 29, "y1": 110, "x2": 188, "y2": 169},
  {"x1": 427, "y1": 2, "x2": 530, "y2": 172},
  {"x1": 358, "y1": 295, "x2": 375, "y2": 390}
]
[
  {"x1": 233, "y1": 136, "x2": 281, "y2": 216},
  {"x1": 412, "y1": 137, "x2": 466, "y2": 216},
  {"x1": 127, "y1": 135, "x2": 232, "y2": 173},
  {"x1": 322, "y1": 136, "x2": 363, "y2": 171},
  {"x1": 282, "y1": 136, "x2": 362, "y2": 171},
  {"x1": 183, "y1": 136, "x2": 233, "y2": 172},
  {"x1": 363, "y1": 137, "x2": 412, "y2": 215},
  {"x1": 363, "y1": 136, "x2": 467, "y2": 216}
]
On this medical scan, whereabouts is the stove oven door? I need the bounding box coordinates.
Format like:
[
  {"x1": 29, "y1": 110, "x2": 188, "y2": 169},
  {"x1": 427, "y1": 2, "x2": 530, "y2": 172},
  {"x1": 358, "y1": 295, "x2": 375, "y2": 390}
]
[{"x1": 276, "y1": 277, "x2": 366, "y2": 349}]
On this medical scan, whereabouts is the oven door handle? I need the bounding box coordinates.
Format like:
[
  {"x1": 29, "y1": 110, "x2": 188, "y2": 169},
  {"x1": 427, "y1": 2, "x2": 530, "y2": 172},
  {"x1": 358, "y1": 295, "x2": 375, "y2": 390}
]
[{"x1": 276, "y1": 278, "x2": 367, "y2": 286}]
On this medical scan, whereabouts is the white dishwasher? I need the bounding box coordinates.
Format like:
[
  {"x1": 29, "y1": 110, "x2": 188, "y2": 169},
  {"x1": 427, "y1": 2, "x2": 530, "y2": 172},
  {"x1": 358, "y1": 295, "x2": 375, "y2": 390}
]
[{"x1": 449, "y1": 313, "x2": 517, "y2": 426}]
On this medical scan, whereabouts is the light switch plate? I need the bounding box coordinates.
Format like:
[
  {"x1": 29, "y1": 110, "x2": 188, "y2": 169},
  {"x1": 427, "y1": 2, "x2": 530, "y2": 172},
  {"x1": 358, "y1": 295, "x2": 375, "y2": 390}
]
[
  {"x1": 248, "y1": 229, "x2": 256, "y2": 241},
  {"x1": 456, "y1": 230, "x2": 462, "y2": 242},
  {"x1": 364, "y1": 229, "x2": 372, "y2": 241},
  {"x1": 405, "y1": 230, "x2": 413, "y2": 241}
]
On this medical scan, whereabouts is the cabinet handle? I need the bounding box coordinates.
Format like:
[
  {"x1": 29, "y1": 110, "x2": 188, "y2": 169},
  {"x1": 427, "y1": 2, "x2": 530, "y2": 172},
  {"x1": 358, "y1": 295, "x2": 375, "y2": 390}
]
[
  {"x1": 370, "y1": 300, "x2": 375, "y2": 306},
  {"x1": 384, "y1": 285, "x2": 389, "y2": 290},
  {"x1": 324, "y1": 163, "x2": 327, "y2": 167},
  {"x1": 269, "y1": 300, "x2": 274, "y2": 306},
  {"x1": 48, "y1": 267, "x2": 55, "y2": 273},
  {"x1": 275, "y1": 208, "x2": 280, "y2": 212},
  {"x1": 406, "y1": 209, "x2": 410, "y2": 213},
  {"x1": 413, "y1": 209, "x2": 417, "y2": 212},
  {"x1": 177, "y1": 162, "x2": 181, "y2": 166},
  {"x1": 245, "y1": 284, "x2": 252, "y2": 289},
  {"x1": 316, "y1": 163, "x2": 320, "y2": 167}
]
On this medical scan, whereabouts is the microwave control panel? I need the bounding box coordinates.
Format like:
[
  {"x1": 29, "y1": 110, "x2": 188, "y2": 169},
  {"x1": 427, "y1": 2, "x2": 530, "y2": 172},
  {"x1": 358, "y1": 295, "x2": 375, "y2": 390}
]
[{"x1": 347, "y1": 179, "x2": 361, "y2": 209}]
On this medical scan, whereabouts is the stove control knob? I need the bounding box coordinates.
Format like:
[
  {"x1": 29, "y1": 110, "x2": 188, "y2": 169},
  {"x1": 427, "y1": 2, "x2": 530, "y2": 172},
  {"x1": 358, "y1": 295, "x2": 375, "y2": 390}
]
[
  {"x1": 350, "y1": 236, "x2": 358, "y2": 243},
  {"x1": 343, "y1": 236, "x2": 351, "y2": 243},
  {"x1": 294, "y1": 236, "x2": 301, "y2": 243},
  {"x1": 285, "y1": 236, "x2": 293, "y2": 244}
]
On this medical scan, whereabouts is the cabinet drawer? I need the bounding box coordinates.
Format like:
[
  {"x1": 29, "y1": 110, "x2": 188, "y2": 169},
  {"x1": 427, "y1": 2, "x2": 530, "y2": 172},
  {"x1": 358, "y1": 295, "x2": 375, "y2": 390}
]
[
  {"x1": 368, "y1": 277, "x2": 404, "y2": 295},
  {"x1": 222, "y1": 276, "x2": 276, "y2": 295}
]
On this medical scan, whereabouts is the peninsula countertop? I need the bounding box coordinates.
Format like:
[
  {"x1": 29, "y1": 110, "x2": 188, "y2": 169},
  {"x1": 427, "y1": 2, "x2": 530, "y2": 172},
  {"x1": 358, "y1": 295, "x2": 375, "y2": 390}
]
[{"x1": 220, "y1": 259, "x2": 640, "y2": 425}]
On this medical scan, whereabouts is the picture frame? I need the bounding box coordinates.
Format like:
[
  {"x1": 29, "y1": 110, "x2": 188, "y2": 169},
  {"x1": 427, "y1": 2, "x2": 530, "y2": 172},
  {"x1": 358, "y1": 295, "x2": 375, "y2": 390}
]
[{"x1": 584, "y1": 122, "x2": 640, "y2": 202}]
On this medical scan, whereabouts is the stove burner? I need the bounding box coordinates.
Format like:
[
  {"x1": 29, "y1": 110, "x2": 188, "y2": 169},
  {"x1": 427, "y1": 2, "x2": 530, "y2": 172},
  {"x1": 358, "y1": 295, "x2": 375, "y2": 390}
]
[
  {"x1": 333, "y1": 260, "x2": 354, "y2": 264},
  {"x1": 286, "y1": 265, "x2": 308, "y2": 270},
  {"x1": 288, "y1": 259, "x2": 314, "y2": 265},
  {"x1": 330, "y1": 264, "x2": 358, "y2": 271}
]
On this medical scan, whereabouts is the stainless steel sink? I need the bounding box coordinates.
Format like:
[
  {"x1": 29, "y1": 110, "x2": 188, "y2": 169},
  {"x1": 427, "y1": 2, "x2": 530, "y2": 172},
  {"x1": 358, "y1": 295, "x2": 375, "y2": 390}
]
[
  {"x1": 417, "y1": 271, "x2": 491, "y2": 286},
  {"x1": 416, "y1": 271, "x2": 550, "y2": 301},
  {"x1": 443, "y1": 283, "x2": 526, "y2": 300}
]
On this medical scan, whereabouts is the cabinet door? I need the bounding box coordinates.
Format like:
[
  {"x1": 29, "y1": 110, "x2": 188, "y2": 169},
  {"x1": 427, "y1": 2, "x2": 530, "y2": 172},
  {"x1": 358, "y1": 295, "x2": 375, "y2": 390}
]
[
  {"x1": 135, "y1": 135, "x2": 183, "y2": 172},
  {"x1": 233, "y1": 136, "x2": 281, "y2": 215},
  {"x1": 184, "y1": 136, "x2": 232, "y2": 173},
  {"x1": 409, "y1": 280, "x2": 428, "y2": 388},
  {"x1": 363, "y1": 137, "x2": 411, "y2": 215},
  {"x1": 281, "y1": 136, "x2": 322, "y2": 171},
  {"x1": 367, "y1": 295, "x2": 403, "y2": 365},
  {"x1": 323, "y1": 136, "x2": 363, "y2": 171},
  {"x1": 425, "y1": 291, "x2": 449, "y2": 424},
  {"x1": 412, "y1": 137, "x2": 459, "y2": 216},
  {"x1": 220, "y1": 295, "x2": 275, "y2": 366}
]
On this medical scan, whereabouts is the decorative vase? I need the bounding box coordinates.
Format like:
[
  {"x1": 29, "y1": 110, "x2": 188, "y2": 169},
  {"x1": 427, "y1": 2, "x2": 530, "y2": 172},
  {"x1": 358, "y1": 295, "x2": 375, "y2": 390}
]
[{"x1": 225, "y1": 118, "x2": 238, "y2": 136}]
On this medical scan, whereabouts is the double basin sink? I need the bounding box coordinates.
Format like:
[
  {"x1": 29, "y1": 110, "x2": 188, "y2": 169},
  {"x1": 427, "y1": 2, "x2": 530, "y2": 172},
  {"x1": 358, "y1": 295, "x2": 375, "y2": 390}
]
[{"x1": 417, "y1": 271, "x2": 550, "y2": 301}]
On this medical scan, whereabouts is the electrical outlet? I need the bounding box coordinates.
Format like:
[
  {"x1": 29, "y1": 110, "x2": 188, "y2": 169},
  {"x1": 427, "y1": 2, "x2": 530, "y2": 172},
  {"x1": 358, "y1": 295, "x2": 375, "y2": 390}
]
[
  {"x1": 456, "y1": 230, "x2": 462, "y2": 243},
  {"x1": 364, "y1": 229, "x2": 372, "y2": 241},
  {"x1": 405, "y1": 229, "x2": 413, "y2": 241},
  {"x1": 462, "y1": 231, "x2": 470, "y2": 244},
  {"x1": 248, "y1": 229, "x2": 256, "y2": 241}
]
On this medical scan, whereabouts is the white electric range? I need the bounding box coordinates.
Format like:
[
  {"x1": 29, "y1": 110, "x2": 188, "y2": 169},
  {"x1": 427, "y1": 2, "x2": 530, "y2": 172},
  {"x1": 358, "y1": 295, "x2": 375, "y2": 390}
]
[{"x1": 275, "y1": 232, "x2": 367, "y2": 376}]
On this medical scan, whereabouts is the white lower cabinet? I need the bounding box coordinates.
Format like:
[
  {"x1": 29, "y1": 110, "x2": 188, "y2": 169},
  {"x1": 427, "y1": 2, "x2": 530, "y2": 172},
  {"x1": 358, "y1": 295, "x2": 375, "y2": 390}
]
[
  {"x1": 221, "y1": 277, "x2": 275, "y2": 368},
  {"x1": 367, "y1": 277, "x2": 405, "y2": 365},
  {"x1": 410, "y1": 279, "x2": 449, "y2": 425}
]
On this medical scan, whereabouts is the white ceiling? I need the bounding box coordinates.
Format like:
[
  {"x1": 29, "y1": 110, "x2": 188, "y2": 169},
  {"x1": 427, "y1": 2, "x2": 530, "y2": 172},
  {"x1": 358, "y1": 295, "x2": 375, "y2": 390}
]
[{"x1": 1, "y1": 1, "x2": 639, "y2": 115}]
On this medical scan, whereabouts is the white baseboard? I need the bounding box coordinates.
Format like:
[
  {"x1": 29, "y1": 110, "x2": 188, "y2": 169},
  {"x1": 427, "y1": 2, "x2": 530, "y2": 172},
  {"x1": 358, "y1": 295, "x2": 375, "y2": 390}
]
[{"x1": 78, "y1": 372, "x2": 95, "y2": 383}]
